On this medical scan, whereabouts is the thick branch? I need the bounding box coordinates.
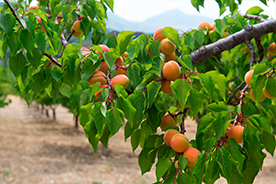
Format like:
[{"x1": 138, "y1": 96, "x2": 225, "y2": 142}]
[
  {"x1": 43, "y1": 53, "x2": 62, "y2": 67},
  {"x1": 190, "y1": 20, "x2": 276, "y2": 65}
]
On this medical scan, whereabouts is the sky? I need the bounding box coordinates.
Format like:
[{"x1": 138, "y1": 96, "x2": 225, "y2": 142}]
[
  {"x1": 21, "y1": 0, "x2": 276, "y2": 22},
  {"x1": 112, "y1": 0, "x2": 276, "y2": 22}
]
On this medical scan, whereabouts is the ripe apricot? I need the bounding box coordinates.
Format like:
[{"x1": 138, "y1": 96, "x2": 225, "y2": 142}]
[
  {"x1": 163, "y1": 61, "x2": 181, "y2": 81},
  {"x1": 211, "y1": 23, "x2": 216, "y2": 30},
  {"x1": 244, "y1": 70, "x2": 254, "y2": 86},
  {"x1": 36, "y1": 17, "x2": 46, "y2": 33},
  {"x1": 98, "y1": 45, "x2": 110, "y2": 59},
  {"x1": 228, "y1": 125, "x2": 244, "y2": 144},
  {"x1": 154, "y1": 27, "x2": 166, "y2": 41},
  {"x1": 123, "y1": 51, "x2": 129, "y2": 58},
  {"x1": 57, "y1": 12, "x2": 63, "y2": 23},
  {"x1": 114, "y1": 56, "x2": 124, "y2": 66},
  {"x1": 116, "y1": 65, "x2": 127, "y2": 75},
  {"x1": 160, "y1": 112, "x2": 178, "y2": 130},
  {"x1": 87, "y1": 71, "x2": 107, "y2": 86},
  {"x1": 249, "y1": 88, "x2": 266, "y2": 102},
  {"x1": 268, "y1": 42, "x2": 276, "y2": 56},
  {"x1": 71, "y1": 20, "x2": 83, "y2": 37},
  {"x1": 163, "y1": 129, "x2": 180, "y2": 146},
  {"x1": 160, "y1": 38, "x2": 176, "y2": 55},
  {"x1": 183, "y1": 148, "x2": 201, "y2": 167},
  {"x1": 95, "y1": 89, "x2": 103, "y2": 99},
  {"x1": 170, "y1": 134, "x2": 189, "y2": 153},
  {"x1": 164, "y1": 52, "x2": 176, "y2": 62},
  {"x1": 161, "y1": 79, "x2": 172, "y2": 95},
  {"x1": 110, "y1": 74, "x2": 129, "y2": 88},
  {"x1": 264, "y1": 89, "x2": 275, "y2": 99},
  {"x1": 28, "y1": 6, "x2": 39, "y2": 11},
  {"x1": 198, "y1": 21, "x2": 212, "y2": 31},
  {"x1": 99, "y1": 61, "x2": 108, "y2": 73}
]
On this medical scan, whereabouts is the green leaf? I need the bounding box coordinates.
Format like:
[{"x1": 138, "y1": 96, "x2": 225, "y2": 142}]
[
  {"x1": 187, "y1": 89, "x2": 204, "y2": 119},
  {"x1": 24, "y1": 14, "x2": 36, "y2": 36},
  {"x1": 180, "y1": 173, "x2": 195, "y2": 184},
  {"x1": 35, "y1": 30, "x2": 46, "y2": 52},
  {"x1": 82, "y1": 58, "x2": 101, "y2": 80},
  {"x1": 213, "y1": 111, "x2": 230, "y2": 140},
  {"x1": 192, "y1": 152, "x2": 207, "y2": 184},
  {"x1": 27, "y1": 47, "x2": 42, "y2": 68},
  {"x1": 29, "y1": 72, "x2": 44, "y2": 95},
  {"x1": 129, "y1": 91, "x2": 146, "y2": 124},
  {"x1": 266, "y1": 77, "x2": 276, "y2": 97},
  {"x1": 206, "y1": 101, "x2": 228, "y2": 112},
  {"x1": 156, "y1": 158, "x2": 171, "y2": 181},
  {"x1": 79, "y1": 103, "x2": 93, "y2": 127},
  {"x1": 217, "y1": 148, "x2": 232, "y2": 181},
  {"x1": 138, "y1": 148, "x2": 157, "y2": 175},
  {"x1": 179, "y1": 156, "x2": 188, "y2": 170},
  {"x1": 161, "y1": 27, "x2": 181, "y2": 48},
  {"x1": 116, "y1": 96, "x2": 137, "y2": 127},
  {"x1": 0, "y1": 13, "x2": 16, "y2": 33},
  {"x1": 104, "y1": 0, "x2": 114, "y2": 11},
  {"x1": 20, "y1": 29, "x2": 35, "y2": 54},
  {"x1": 131, "y1": 129, "x2": 141, "y2": 152},
  {"x1": 171, "y1": 79, "x2": 191, "y2": 111},
  {"x1": 184, "y1": 33, "x2": 195, "y2": 50},
  {"x1": 117, "y1": 31, "x2": 133, "y2": 55},
  {"x1": 215, "y1": 18, "x2": 229, "y2": 37},
  {"x1": 199, "y1": 73, "x2": 214, "y2": 100},
  {"x1": 179, "y1": 55, "x2": 193, "y2": 71},
  {"x1": 246, "y1": 6, "x2": 264, "y2": 15},
  {"x1": 104, "y1": 48, "x2": 118, "y2": 68},
  {"x1": 106, "y1": 107, "x2": 124, "y2": 136},
  {"x1": 206, "y1": 70, "x2": 227, "y2": 101},
  {"x1": 83, "y1": 120, "x2": 99, "y2": 153},
  {"x1": 91, "y1": 103, "x2": 106, "y2": 137},
  {"x1": 9, "y1": 52, "x2": 27, "y2": 77},
  {"x1": 147, "y1": 81, "x2": 161, "y2": 107},
  {"x1": 251, "y1": 75, "x2": 266, "y2": 103},
  {"x1": 59, "y1": 82, "x2": 71, "y2": 98}
]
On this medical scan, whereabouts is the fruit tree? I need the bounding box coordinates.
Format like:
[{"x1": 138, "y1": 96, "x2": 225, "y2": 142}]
[{"x1": 0, "y1": 0, "x2": 276, "y2": 183}]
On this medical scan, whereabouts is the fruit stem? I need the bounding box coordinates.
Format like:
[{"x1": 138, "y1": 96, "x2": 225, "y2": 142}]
[{"x1": 180, "y1": 108, "x2": 189, "y2": 134}]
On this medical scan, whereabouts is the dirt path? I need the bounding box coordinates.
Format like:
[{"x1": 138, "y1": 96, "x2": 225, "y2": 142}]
[{"x1": 0, "y1": 96, "x2": 275, "y2": 184}]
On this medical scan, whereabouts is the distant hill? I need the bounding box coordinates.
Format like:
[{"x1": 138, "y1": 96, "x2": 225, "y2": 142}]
[{"x1": 106, "y1": 9, "x2": 214, "y2": 34}]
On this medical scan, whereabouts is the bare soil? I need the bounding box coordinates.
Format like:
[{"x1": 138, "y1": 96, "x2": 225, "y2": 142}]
[{"x1": 0, "y1": 96, "x2": 275, "y2": 184}]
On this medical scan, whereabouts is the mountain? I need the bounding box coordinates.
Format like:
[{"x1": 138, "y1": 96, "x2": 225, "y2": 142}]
[{"x1": 106, "y1": 9, "x2": 214, "y2": 34}]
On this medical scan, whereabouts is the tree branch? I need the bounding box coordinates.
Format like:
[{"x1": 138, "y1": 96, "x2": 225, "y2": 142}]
[
  {"x1": 243, "y1": 14, "x2": 267, "y2": 22},
  {"x1": 255, "y1": 37, "x2": 264, "y2": 63},
  {"x1": 4, "y1": 0, "x2": 24, "y2": 27},
  {"x1": 43, "y1": 53, "x2": 62, "y2": 67},
  {"x1": 227, "y1": 81, "x2": 246, "y2": 105},
  {"x1": 190, "y1": 20, "x2": 276, "y2": 65},
  {"x1": 244, "y1": 39, "x2": 255, "y2": 67}
]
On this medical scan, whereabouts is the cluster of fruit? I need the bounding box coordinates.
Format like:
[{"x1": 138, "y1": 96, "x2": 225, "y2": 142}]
[
  {"x1": 152, "y1": 28, "x2": 182, "y2": 95},
  {"x1": 83, "y1": 45, "x2": 130, "y2": 98},
  {"x1": 244, "y1": 70, "x2": 275, "y2": 102}
]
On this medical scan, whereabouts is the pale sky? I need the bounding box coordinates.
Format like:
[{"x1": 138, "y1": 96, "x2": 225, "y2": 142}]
[
  {"x1": 113, "y1": 0, "x2": 276, "y2": 22},
  {"x1": 23, "y1": 0, "x2": 276, "y2": 22}
]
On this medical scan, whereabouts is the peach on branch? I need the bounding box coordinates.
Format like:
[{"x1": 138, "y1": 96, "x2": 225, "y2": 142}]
[
  {"x1": 98, "y1": 45, "x2": 110, "y2": 59},
  {"x1": 36, "y1": 16, "x2": 46, "y2": 33},
  {"x1": 110, "y1": 74, "x2": 129, "y2": 88},
  {"x1": 154, "y1": 27, "x2": 166, "y2": 41},
  {"x1": 87, "y1": 71, "x2": 107, "y2": 85},
  {"x1": 164, "y1": 52, "x2": 176, "y2": 62},
  {"x1": 249, "y1": 88, "x2": 266, "y2": 102},
  {"x1": 170, "y1": 134, "x2": 189, "y2": 153},
  {"x1": 198, "y1": 21, "x2": 212, "y2": 31},
  {"x1": 160, "y1": 38, "x2": 176, "y2": 55},
  {"x1": 163, "y1": 129, "x2": 180, "y2": 146},
  {"x1": 28, "y1": 6, "x2": 39, "y2": 11},
  {"x1": 160, "y1": 112, "x2": 178, "y2": 130},
  {"x1": 57, "y1": 12, "x2": 63, "y2": 23},
  {"x1": 163, "y1": 61, "x2": 181, "y2": 81},
  {"x1": 228, "y1": 125, "x2": 244, "y2": 144},
  {"x1": 99, "y1": 61, "x2": 108, "y2": 73},
  {"x1": 95, "y1": 89, "x2": 103, "y2": 99},
  {"x1": 183, "y1": 147, "x2": 201, "y2": 167},
  {"x1": 116, "y1": 65, "x2": 128, "y2": 75},
  {"x1": 264, "y1": 89, "x2": 275, "y2": 99},
  {"x1": 161, "y1": 79, "x2": 172, "y2": 95},
  {"x1": 71, "y1": 20, "x2": 83, "y2": 37},
  {"x1": 114, "y1": 56, "x2": 124, "y2": 66},
  {"x1": 268, "y1": 42, "x2": 276, "y2": 56},
  {"x1": 123, "y1": 51, "x2": 129, "y2": 58},
  {"x1": 244, "y1": 70, "x2": 254, "y2": 86},
  {"x1": 211, "y1": 23, "x2": 216, "y2": 30}
]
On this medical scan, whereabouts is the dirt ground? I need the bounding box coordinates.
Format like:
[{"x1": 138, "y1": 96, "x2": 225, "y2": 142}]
[{"x1": 0, "y1": 96, "x2": 275, "y2": 184}]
